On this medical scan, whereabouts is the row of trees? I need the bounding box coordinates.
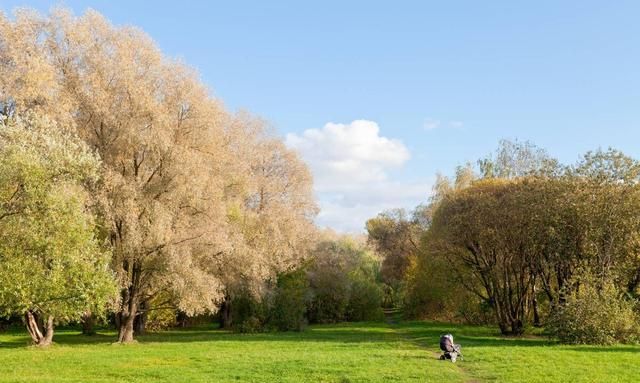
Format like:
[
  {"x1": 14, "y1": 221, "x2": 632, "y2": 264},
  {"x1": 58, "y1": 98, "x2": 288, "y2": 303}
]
[
  {"x1": 0, "y1": 9, "x2": 317, "y2": 345},
  {"x1": 368, "y1": 141, "x2": 640, "y2": 343},
  {"x1": 222, "y1": 234, "x2": 384, "y2": 333}
]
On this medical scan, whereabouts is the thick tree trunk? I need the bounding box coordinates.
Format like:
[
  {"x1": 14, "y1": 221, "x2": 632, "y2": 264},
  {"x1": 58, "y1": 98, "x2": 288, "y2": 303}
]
[
  {"x1": 117, "y1": 259, "x2": 141, "y2": 343},
  {"x1": 43, "y1": 316, "x2": 54, "y2": 345},
  {"x1": 117, "y1": 285, "x2": 139, "y2": 343},
  {"x1": 510, "y1": 319, "x2": 524, "y2": 335},
  {"x1": 81, "y1": 311, "x2": 96, "y2": 336},
  {"x1": 25, "y1": 311, "x2": 54, "y2": 346},
  {"x1": 117, "y1": 307, "x2": 136, "y2": 343}
]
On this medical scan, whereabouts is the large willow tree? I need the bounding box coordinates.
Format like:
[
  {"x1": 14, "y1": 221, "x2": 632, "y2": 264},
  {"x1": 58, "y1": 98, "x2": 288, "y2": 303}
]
[{"x1": 0, "y1": 8, "x2": 317, "y2": 342}]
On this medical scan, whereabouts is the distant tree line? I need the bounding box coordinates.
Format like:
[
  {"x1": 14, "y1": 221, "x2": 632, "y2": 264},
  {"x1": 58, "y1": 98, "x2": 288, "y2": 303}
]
[
  {"x1": 220, "y1": 233, "x2": 384, "y2": 333},
  {"x1": 368, "y1": 140, "x2": 640, "y2": 344}
]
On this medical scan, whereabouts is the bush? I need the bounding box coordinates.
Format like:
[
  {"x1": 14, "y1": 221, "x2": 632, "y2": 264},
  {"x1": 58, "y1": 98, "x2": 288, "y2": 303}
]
[
  {"x1": 230, "y1": 290, "x2": 267, "y2": 333},
  {"x1": 308, "y1": 268, "x2": 350, "y2": 323},
  {"x1": 146, "y1": 308, "x2": 177, "y2": 331},
  {"x1": 269, "y1": 270, "x2": 310, "y2": 331},
  {"x1": 403, "y1": 253, "x2": 479, "y2": 322},
  {"x1": 347, "y1": 276, "x2": 384, "y2": 321},
  {"x1": 547, "y1": 276, "x2": 640, "y2": 345},
  {"x1": 235, "y1": 316, "x2": 264, "y2": 333}
]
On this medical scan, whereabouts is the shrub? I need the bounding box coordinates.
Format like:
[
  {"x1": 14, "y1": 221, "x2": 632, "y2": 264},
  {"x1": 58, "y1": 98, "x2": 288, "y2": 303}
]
[
  {"x1": 230, "y1": 290, "x2": 267, "y2": 333},
  {"x1": 347, "y1": 276, "x2": 384, "y2": 321},
  {"x1": 269, "y1": 270, "x2": 310, "y2": 331},
  {"x1": 235, "y1": 316, "x2": 264, "y2": 333},
  {"x1": 547, "y1": 276, "x2": 640, "y2": 345},
  {"x1": 308, "y1": 268, "x2": 351, "y2": 323},
  {"x1": 146, "y1": 308, "x2": 178, "y2": 331},
  {"x1": 403, "y1": 252, "x2": 479, "y2": 322}
]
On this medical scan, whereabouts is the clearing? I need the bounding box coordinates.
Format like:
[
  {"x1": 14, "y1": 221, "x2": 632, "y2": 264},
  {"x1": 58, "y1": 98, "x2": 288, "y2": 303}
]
[{"x1": 0, "y1": 321, "x2": 638, "y2": 382}]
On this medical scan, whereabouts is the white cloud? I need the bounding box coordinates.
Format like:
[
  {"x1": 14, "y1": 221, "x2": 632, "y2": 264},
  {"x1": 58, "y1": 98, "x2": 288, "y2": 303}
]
[
  {"x1": 423, "y1": 118, "x2": 464, "y2": 131},
  {"x1": 286, "y1": 120, "x2": 410, "y2": 191},
  {"x1": 286, "y1": 120, "x2": 430, "y2": 232},
  {"x1": 423, "y1": 118, "x2": 441, "y2": 131}
]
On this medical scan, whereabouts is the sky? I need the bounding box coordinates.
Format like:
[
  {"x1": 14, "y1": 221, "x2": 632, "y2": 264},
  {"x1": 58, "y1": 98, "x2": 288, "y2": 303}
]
[{"x1": 3, "y1": 1, "x2": 640, "y2": 232}]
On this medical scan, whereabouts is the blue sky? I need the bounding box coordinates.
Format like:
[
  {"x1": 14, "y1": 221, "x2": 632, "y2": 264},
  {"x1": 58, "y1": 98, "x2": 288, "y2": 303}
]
[{"x1": 3, "y1": 1, "x2": 640, "y2": 231}]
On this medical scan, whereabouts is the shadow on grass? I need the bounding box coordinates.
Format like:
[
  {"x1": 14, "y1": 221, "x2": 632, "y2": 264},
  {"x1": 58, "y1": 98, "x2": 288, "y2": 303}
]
[
  {"x1": 0, "y1": 323, "x2": 398, "y2": 349},
  {"x1": 563, "y1": 346, "x2": 640, "y2": 353},
  {"x1": 394, "y1": 321, "x2": 556, "y2": 349},
  {"x1": 2, "y1": 321, "x2": 638, "y2": 353}
]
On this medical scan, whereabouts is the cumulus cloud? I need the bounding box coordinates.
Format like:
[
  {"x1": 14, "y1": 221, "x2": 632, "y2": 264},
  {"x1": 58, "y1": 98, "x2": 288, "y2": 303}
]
[
  {"x1": 286, "y1": 120, "x2": 430, "y2": 232},
  {"x1": 286, "y1": 120, "x2": 410, "y2": 190}
]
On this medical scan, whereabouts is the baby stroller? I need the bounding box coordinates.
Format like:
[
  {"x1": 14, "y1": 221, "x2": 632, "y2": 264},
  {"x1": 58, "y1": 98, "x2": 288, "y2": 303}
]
[{"x1": 439, "y1": 334, "x2": 463, "y2": 362}]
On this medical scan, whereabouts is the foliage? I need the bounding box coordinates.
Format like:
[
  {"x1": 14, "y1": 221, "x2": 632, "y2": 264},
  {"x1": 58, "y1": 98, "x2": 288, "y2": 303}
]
[
  {"x1": 307, "y1": 237, "x2": 383, "y2": 323},
  {"x1": 0, "y1": 114, "x2": 115, "y2": 345},
  {"x1": 144, "y1": 294, "x2": 178, "y2": 331},
  {"x1": 229, "y1": 290, "x2": 267, "y2": 333},
  {"x1": 268, "y1": 269, "x2": 310, "y2": 331},
  {"x1": 403, "y1": 248, "x2": 487, "y2": 323},
  {"x1": 547, "y1": 273, "x2": 640, "y2": 345},
  {"x1": 478, "y1": 139, "x2": 560, "y2": 178},
  {"x1": 387, "y1": 140, "x2": 640, "y2": 339},
  {"x1": 366, "y1": 208, "x2": 426, "y2": 291},
  {"x1": 0, "y1": 8, "x2": 317, "y2": 342},
  {"x1": 345, "y1": 275, "x2": 384, "y2": 321}
]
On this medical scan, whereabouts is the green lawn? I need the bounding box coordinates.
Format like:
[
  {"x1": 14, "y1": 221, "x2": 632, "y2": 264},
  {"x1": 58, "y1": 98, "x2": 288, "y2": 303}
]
[{"x1": 0, "y1": 321, "x2": 638, "y2": 383}]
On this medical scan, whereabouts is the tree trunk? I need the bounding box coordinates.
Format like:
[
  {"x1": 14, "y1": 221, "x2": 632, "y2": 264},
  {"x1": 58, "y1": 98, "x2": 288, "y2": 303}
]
[
  {"x1": 43, "y1": 316, "x2": 54, "y2": 345},
  {"x1": 177, "y1": 311, "x2": 188, "y2": 328},
  {"x1": 532, "y1": 296, "x2": 541, "y2": 327},
  {"x1": 117, "y1": 259, "x2": 141, "y2": 343},
  {"x1": 117, "y1": 289, "x2": 138, "y2": 343},
  {"x1": 532, "y1": 284, "x2": 541, "y2": 327},
  {"x1": 25, "y1": 311, "x2": 54, "y2": 346},
  {"x1": 220, "y1": 298, "x2": 232, "y2": 329},
  {"x1": 81, "y1": 311, "x2": 96, "y2": 336},
  {"x1": 510, "y1": 319, "x2": 524, "y2": 335},
  {"x1": 134, "y1": 301, "x2": 147, "y2": 336},
  {"x1": 117, "y1": 308, "x2": 136, "y2": 343}
]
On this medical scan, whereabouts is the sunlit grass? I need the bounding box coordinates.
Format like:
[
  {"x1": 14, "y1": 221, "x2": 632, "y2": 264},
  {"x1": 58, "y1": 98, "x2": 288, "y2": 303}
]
[{"x1": 0, "y1": 321, "x2": 638, "y2": 382}]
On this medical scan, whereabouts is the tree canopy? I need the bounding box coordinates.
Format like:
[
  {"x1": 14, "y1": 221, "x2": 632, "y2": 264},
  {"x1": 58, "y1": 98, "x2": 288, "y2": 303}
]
[
  {"x1": 0, "y1": 113, "x2": 115, "y2": 346},
  {"x1": 0, "y1": 8, "x2": 317, "y2": 343}
]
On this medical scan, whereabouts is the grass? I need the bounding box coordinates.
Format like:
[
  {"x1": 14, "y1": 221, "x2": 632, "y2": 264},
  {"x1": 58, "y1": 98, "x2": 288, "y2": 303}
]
[{"x1": 0, "y1": 320, "x2": 639, "y2": 382}]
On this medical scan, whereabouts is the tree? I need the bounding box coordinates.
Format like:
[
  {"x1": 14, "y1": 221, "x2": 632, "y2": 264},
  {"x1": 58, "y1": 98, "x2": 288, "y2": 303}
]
[
  {"x1": 428, "y1": 179, "x2": 543, "y2": 334},
  {"x1": 307, "y1": 235, "x2": 382, "y2": 323},
  {"x1": 0, "y1": 114, "x2": 115, "y2": 346},
  {"x1": 547, "y1": 271, "x2": 640, "y2": 345},
  {"x1": 0, "y1": 9, "x2": 317, "y2": 342},
  {"x1": 366, "y1": 208, "x2": 425, "y2": 289},
  {"x1": 478, "y1": 139, "x2": 560, "y2": 179},
  {"x1": 213, "y1": 115, "x2": 318, "y2": 328}
]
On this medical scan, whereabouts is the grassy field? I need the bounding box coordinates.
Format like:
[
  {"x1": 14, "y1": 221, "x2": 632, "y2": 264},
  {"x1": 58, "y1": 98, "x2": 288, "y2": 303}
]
[{"x1": 1, "y1": 320, "x2": 639, "y2": 383}]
